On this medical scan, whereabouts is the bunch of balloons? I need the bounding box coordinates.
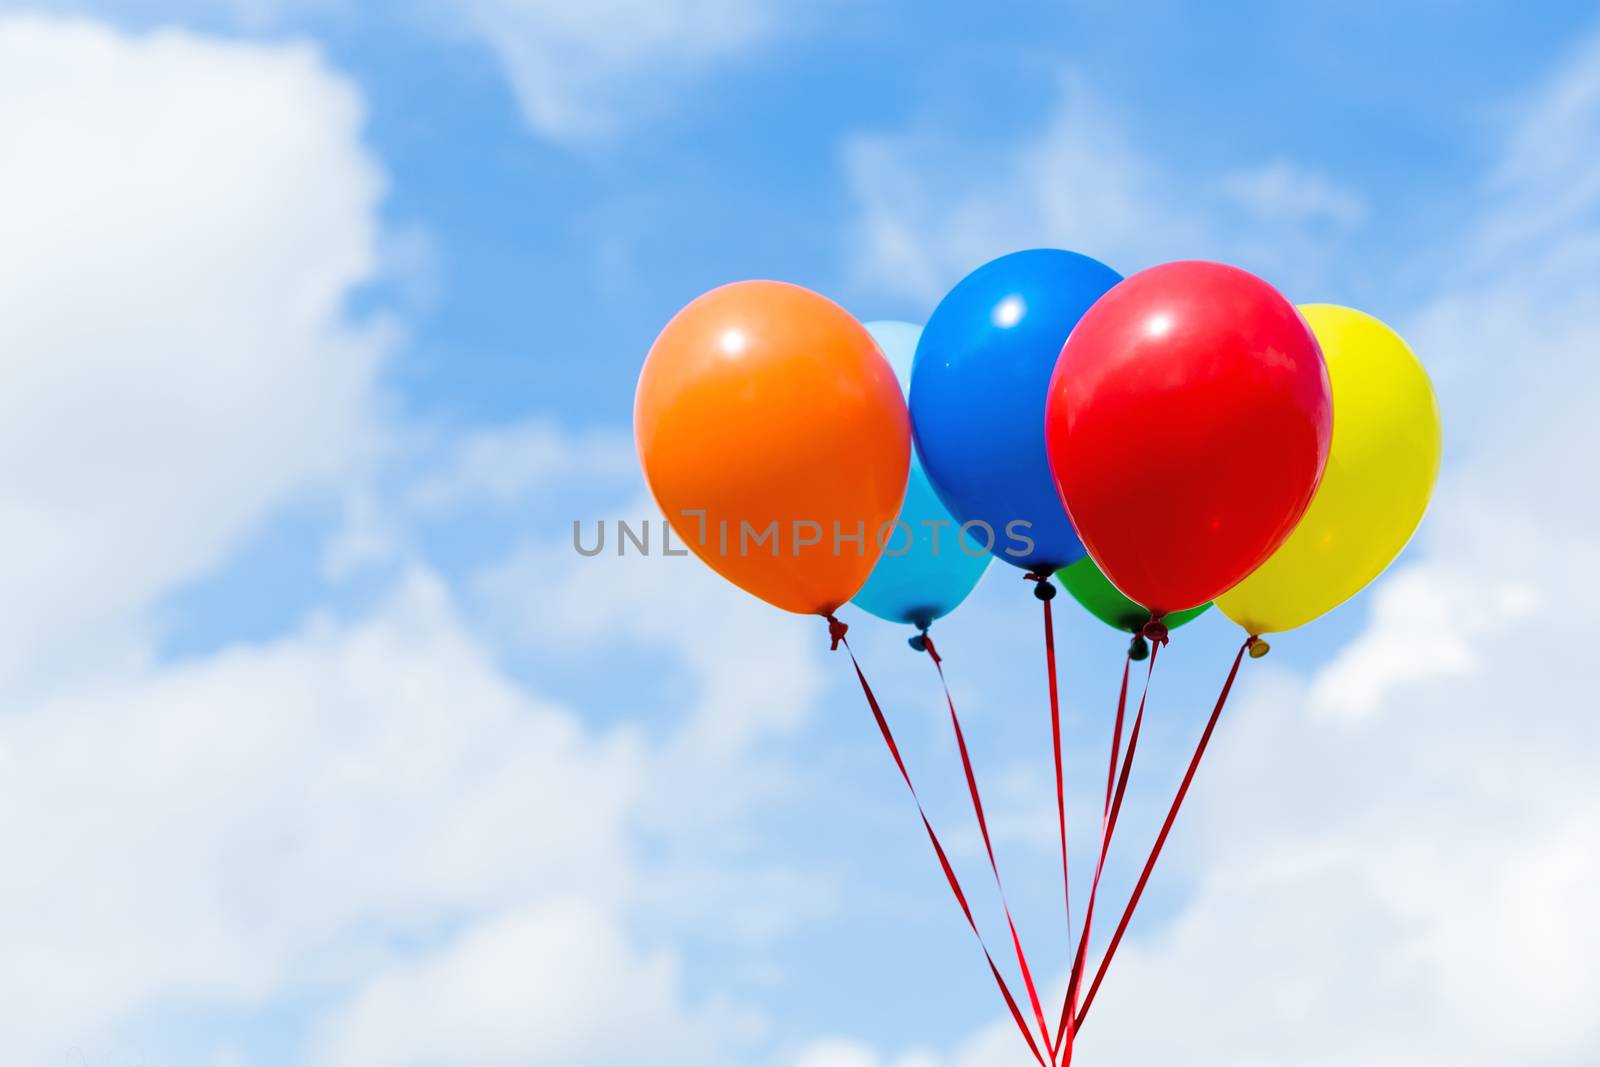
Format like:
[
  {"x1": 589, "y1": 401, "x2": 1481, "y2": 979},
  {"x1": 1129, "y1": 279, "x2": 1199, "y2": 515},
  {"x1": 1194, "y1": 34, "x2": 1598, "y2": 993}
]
[
  {"x1": 634, "y1": 249, "x2": 1440, "y2": 1063},
  {"x1": 636, "y1": 251, "x2": 1438, "y2": 644}
]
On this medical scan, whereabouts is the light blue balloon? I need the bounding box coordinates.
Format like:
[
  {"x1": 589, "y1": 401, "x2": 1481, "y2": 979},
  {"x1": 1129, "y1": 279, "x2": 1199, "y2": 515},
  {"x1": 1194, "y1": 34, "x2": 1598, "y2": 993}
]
[{"x1": 852, "y1": 321, "x2": 991, "y2": 629}]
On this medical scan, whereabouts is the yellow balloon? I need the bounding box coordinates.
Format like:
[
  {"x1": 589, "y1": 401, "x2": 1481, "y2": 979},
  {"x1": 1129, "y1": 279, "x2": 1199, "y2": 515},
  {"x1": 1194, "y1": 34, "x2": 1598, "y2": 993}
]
[{"x1": 1216, "y1": 305, "x2": 1441, "y2": 635}]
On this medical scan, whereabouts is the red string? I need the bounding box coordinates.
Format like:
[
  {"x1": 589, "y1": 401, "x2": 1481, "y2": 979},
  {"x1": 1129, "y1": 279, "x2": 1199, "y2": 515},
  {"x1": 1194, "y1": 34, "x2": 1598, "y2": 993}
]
[
  {"x1": 827, "y1": 616, "x2": 1050, "y2": 1067},
  {"x1": 1105, "y1": 656, "x2": 1131, "y2": 822},
  {"x1": 922, "y1": 634, "x2": 1057, "y2": 1062},
  {"x1": 1055, "y1": 633, "x2": 1163, "y2": 1059},
  {"x1": 1066, "y1": 653, "x2": 1130, "y2": 1062},
  {"x1": 1072, "y1": 636, "x2": 1254, "y2": 1035},
  {"x1": 1041, "y1": 592, "x2": 1074, "y2": 983}
]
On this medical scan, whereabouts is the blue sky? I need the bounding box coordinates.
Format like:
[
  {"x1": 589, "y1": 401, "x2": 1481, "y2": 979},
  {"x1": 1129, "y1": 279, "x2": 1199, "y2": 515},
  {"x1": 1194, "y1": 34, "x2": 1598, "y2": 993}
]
[{"x1": 1, "y1": 3, "x2": 1598, "y2": 1066}]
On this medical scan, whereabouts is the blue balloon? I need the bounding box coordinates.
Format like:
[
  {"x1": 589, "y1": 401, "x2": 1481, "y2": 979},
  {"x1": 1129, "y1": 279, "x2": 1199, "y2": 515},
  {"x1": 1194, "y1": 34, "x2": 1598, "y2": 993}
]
[
  {"x1": 852, "y1": 322, "x2": 991, "y2": 629},
  {"x1": 911, "y1": 249, "x2": 1122, "y2": 573}
]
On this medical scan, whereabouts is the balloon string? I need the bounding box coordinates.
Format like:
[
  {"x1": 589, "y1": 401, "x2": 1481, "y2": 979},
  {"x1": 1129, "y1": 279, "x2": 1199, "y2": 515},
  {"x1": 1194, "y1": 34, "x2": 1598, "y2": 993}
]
[
  {"x1": 1041, "y1": 592, "x2": 1074, "y2": 985},
  {"x1": 1105, "y1": 656, "x2": 1132, "y2": 823},
  {"x1": 1075, "y1": 652, "x2": 1130, "y2": 1059},
  {"x1": 922, "y1": 635, "x2": 1057, "y2": 1063},
  {"x1": 1072, "y1": 636, "x2": 1254, "y2": 1036},
  {"x1": 826, "y1": 616, "x2": 1050, "y2": 1067},
  {"x1": 1055, "y1": 634, "x2": 1162, "y2": 1059}
]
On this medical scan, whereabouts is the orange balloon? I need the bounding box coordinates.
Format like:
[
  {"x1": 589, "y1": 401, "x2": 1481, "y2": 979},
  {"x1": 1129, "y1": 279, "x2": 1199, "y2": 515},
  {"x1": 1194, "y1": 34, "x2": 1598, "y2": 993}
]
[{"x1": 636, "y1": 281, "x2": 910, "y2": 616}]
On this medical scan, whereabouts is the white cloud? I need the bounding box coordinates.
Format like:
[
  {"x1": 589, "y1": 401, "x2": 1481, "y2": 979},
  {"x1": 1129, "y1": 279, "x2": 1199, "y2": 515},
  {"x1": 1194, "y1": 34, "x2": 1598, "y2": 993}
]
[
  {"x1": 9, "y1": 0, "x2": 793, "y2": 143},
  {"x1": 320, "y1": 419, "x2": 636, "y2": 578},
  {"x1": 405, "y1": 419, "x2": 636, "y2": 514},
  {"x1": 456, "y1": 0, "x2": 781, "y2": 141},
  {"x1": 0, "y1": 17, "x2": 763, "y2": 1066},
  {"x1": 476, "y1": 497, "x2": 827, "y2": 760},
  {"x1": 794, "y1": 1039, "x2": 941, "y2": 1067},
  {"x1": 0, "y1": 535, "x2": 811, "y2": 1065},
  {"x1": 843, "y1": 77, "x2": 1365, "y2": 302},
  {"x1": 0, "y1": 14, "x2": 389, "y2": 690},
  {"x1": 1219, "y1": 159, "x2": 1368, "y2": 226},
  {"x1": 316, "y1": 898, "x2": 722, "y2": 1067},
  {"x1": 0, "y1": 0, "x2": 338, "y2": 28},
  {"x1": 1067, "y1": 569, "x2": 1600, "y2": 1065},
  {"x1": 1307, "y1": 527, "x2": 1540, "y2": 720},
  {"x1": 294, "y1": 519, "x2": 833, "y2": 1065},
  {"x1": 794, "y1": 1018, "x2": 1039, "y2": 1067},
  {"x1": 1474, "y1": 31, "x2": 1600, "y2": 268},
  {"x1": 0, "y1": 571, "x2": 647, "y2": 1064}
]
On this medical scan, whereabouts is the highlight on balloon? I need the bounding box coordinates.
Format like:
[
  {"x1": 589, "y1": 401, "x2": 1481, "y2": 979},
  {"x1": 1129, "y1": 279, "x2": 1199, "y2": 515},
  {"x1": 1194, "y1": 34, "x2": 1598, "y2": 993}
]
[{"x1": 633, "y1": 251, "x2": 1440, "y2": 1065}]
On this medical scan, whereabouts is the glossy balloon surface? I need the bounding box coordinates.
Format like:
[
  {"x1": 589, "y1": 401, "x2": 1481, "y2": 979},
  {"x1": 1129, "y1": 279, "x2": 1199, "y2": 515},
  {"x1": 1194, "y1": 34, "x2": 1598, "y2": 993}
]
[
  {"x1": 1217, "y1": 305, "x2": 1440, "y2": 634},
  {"x1": 912, "y1": 249, "x2": 1123, "y2": 574},
  {"x1": 852, "y1": 322, "x2": 990, "y2": 628},
  {"x1": 636, "y1": 281, "x2": 910, "y2": 615},
  {"x1": 1046, "y1": 261, "x2": 1332, "y2": 615}
]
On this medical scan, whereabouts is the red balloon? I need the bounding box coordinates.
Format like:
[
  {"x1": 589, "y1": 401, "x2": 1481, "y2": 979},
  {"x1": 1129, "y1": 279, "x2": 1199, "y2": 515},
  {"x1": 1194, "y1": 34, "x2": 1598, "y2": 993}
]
[{"x1": 1045, "y1": 261, "x2": 1332, "y2": 616}]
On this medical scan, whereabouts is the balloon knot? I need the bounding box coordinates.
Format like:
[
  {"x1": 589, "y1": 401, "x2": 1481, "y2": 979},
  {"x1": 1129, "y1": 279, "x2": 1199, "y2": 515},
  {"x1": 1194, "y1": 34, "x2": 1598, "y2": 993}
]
[
  {"x1": 1128, "y1": 634, "x2": 1150, "y2": 661},
  {"x1": 1141, "y1": 616, "x2": 1170, "y2": 647},
  {"x1": 826, "y1": 614, "x2": 849, "y2": 651},
  {"x1": 907, "y1": 632, "x2": 926, "y2": 653},
  {"x1": 1248, "y1": 636, "x2": 1270, "y2": 659},
  {"x1": 1025, "y1": 572, "x2": 1057, "y2": 601}
]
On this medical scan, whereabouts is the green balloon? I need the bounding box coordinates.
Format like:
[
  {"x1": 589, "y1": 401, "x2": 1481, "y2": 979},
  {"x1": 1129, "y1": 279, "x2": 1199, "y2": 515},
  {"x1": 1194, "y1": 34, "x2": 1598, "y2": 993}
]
[{"x1": 1057, "y1": 557, "x2": 1211, "y2": 633}]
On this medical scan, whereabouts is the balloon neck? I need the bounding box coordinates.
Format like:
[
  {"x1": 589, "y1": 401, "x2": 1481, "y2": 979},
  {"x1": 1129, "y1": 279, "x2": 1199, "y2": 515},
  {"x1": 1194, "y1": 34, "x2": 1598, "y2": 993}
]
[
  {"x1": 1128, "y1": 634, "x2": 1149, "y2": 661},
  {"x1": 1140, "y1": 615, "x2": 1170, "y2": 647},
  {"x1": 1027, "y1": 572, "x2": 1057, "y2": 601},
  {"x1": 908, "y1": 629, "x2": 928, "y2": 653},
  {"x1": 826, "y1": 614, "x2": 849, "y2": 651},
  {"x1": 1248, "y1": 636, "x2": 1270, "y2": 659}
]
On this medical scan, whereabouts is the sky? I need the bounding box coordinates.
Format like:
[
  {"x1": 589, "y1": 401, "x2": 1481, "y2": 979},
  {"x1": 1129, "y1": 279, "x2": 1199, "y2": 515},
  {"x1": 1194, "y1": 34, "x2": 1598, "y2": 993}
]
[{"x1": 0, "y1": 2, "x2": 1598, "y2": 1065}]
